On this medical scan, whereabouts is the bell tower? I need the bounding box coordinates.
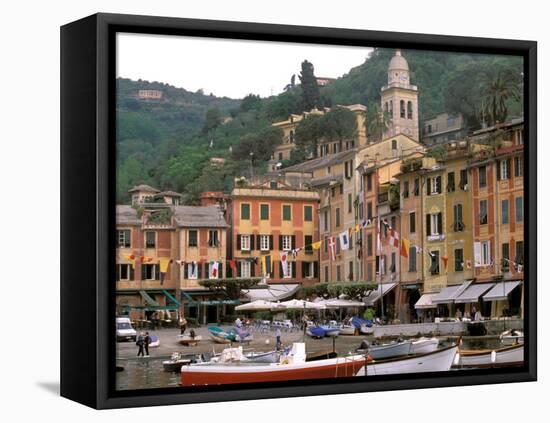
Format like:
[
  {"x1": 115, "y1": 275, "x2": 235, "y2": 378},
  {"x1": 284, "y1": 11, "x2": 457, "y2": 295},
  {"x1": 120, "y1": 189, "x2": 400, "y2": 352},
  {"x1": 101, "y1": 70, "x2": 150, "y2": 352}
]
[{"x1": 380, "y1": 49, "x2": 419, "y2": 141}]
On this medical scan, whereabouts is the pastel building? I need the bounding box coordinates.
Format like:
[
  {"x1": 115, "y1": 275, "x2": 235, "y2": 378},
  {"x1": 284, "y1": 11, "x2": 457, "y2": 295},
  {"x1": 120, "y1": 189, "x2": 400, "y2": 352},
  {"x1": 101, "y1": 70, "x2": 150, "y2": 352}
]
[{"x1": 231, "y1": 181, "x2": 320, "y2": 285}]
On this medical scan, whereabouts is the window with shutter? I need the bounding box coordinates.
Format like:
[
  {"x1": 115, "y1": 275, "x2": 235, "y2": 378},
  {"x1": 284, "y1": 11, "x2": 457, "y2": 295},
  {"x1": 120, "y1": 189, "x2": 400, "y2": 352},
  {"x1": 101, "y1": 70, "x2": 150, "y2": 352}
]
[
  {"x1": 409, "y1": 247, "x2": 417, "y2": 272},
  {"x1": 480, "y1": 200, "x2": 488, "y2": 225},
  {"x1": 426, "y1": 177, "x2": 431, "y2": 195},
  {"x1": 460, "y1": 169, "x2": 468, "y2": 190},
  {"x1": 454, "y1": 249, "x2": 464, "y2": 272},
  {"x1": 502, "y1": 200, "x2": 509, "y2": 224},
  {"x1": 474, "y1": 241, "x2": 482, "y2": 267},
  {"x1": 426, "y1": 214, "x2": 431, "y2": 236},
  {"x1": 409, "y1": 212, "x2": 416, "y2": 233},
  {"x1": 479, "y1": 166, "x2": 487, "y2": 188}
]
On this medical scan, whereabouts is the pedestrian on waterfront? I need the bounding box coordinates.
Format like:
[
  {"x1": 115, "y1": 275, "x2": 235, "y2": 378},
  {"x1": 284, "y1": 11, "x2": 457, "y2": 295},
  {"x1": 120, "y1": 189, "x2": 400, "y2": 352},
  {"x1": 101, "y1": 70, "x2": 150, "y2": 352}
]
[
  {"x1": 144, "y1": 331, "x2": 151, "y2": 357},
  {"x1": 179, "y1": 316, "x2": 188, "y2": 335},
  {"x1": 235, "y1": 317, "x2": 242, "y2": 328},
  {"x1": 474, "y1": 309, "x2": 482, "y2": 321},
  {"x1": 136, "y1": 332, "x2": 145, "y2": 357},
  {"x1": 455, "y1": 309, "x2": 463, "y2": 321},
  {"x1": 275, "y1": 328, "x2": 282, "y2": 351}
]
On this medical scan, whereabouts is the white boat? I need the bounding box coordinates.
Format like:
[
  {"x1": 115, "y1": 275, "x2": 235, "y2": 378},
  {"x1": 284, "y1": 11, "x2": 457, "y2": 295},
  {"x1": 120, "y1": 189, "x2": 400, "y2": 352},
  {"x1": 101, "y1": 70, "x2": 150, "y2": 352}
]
[
  {"x1": 500, "y1": 329, "x2": 524, "y2": 346},
  {"x1": 356, "y1": 344, "x2": 458, "y2": 376},
  {"x1": 365, "y1": 340, "x2": 412, "y2": 359},
  {"x1": 339, "y1": 325, "x2": 357, "y2": 336},
  {"x1": 455, "y1": 343, "x2": 524, "y2": 368},
  {"x1": 359, "y1": 324, "x2": 374, "y2": 334},
  {"x1": 410, "y1": 337, "x2": 439, "y2": 354}
]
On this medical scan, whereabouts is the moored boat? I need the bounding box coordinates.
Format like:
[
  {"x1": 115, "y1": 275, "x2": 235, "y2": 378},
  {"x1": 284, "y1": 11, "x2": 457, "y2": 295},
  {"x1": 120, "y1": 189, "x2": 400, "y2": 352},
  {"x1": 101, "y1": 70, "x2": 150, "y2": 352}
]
[
  {"x1": 455, "y1": 343, "x2": 524, "y2": 368},
  {"x1": 319, "y1": 325, "x2": 340, "y2": 337},
  {"x1": 163, "y1": 353, "x2": 193, "y2": 372},
  {"x1": 149, "y1": 335, "x2": 160, "y2": 348},
  {"x1": 500, "y1": 329, "x2": 524, "y2": 346},
  {"x1": 208, "y1": 326, "x2": 234, "y2": 343},
  {"x1": 307, "y1": 326, "x2": 326, "y2": 338},
  {"x1": 410, "y1": 337, "x2": 439, "y2": 354},
  {"x1": 356, "y1": 344, "x2": 458, "y2": 376},
  {"x1": 178, "y1": 335, "x2": 203, "y2": 346},
  {"x1": 180, "y1": 343, "x2": 366, "y2": 386},
  {"x1": 364, "y1": 340, "x2": 412, "y2": 359},
  {"x1": 338, "y1": 325, "x2": 357, "y2": 336}
]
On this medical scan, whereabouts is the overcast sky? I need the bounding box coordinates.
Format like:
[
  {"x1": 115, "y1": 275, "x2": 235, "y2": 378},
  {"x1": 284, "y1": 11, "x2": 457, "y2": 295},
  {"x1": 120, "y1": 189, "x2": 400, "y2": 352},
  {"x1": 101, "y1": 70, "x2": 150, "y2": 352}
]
[{"x1": 117, "y1": 33, "x2": 373, "y2": 99}]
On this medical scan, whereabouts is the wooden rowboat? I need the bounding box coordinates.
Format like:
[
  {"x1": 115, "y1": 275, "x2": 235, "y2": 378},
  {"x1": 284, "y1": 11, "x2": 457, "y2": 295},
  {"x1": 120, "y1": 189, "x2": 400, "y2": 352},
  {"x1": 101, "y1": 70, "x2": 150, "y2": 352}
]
[
  {"x1": 454, "y1": 343, "x2": 524, "y2": 368},
  {"x1": 356, "y1": 344, "x2": 458, "y2": 376},
  {"x1": 178, "y1": 335, "x2": 203, "y2": 346}
]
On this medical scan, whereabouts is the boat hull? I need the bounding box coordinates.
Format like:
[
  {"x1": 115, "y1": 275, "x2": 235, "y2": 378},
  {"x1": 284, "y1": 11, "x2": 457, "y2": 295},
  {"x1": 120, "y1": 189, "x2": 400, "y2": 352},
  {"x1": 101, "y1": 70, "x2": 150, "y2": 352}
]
[
  {"x1": 410, "y1": 338, "x2": 439, "y2": 355},
  {"x1": 456, "y1": 344, "x2": 524, "y2": 368},
  {"x1": 368, "y1": 341, "x2": 412, "y2": 359},
  {"x1": 180, "y1": 357, "x2": 366, "y2": 386},
  {"x1": 357, "y1": 345, "x2": 458, "y2": 376}
]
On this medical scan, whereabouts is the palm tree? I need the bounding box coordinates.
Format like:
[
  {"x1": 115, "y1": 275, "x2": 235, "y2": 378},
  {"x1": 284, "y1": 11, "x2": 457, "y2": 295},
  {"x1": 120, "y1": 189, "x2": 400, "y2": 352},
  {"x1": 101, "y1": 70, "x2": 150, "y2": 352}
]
[
  {"x1": 366, "y1": 104, "x2": 392, "y2": 143},
  {"x1": 480, "y1": 70, "x2": 521, "y2": 126}
]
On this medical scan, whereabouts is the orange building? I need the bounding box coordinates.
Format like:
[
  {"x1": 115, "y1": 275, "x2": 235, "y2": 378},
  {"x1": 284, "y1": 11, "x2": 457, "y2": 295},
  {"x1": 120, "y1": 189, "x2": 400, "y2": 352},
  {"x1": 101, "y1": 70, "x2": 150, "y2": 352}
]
[
  {"x1": 470, "y1": 118, "x2": 524, "y2": 317},
  {"x1": 231, "y1": 181, "x2": 320, "y2": 286}
]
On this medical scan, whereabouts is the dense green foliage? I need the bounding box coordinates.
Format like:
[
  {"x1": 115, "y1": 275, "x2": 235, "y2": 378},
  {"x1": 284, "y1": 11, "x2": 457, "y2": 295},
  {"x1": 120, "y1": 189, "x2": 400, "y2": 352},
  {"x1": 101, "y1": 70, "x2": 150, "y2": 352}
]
[
  {"x1": 299, "y1": 60, "x2": 321, "y2": 110},
  {"x1": 116, "y1": 48, "x2": 523, "y2": 203},
  {"x1": 294, "y1": 107, "x2": 357, "y2": 159}
]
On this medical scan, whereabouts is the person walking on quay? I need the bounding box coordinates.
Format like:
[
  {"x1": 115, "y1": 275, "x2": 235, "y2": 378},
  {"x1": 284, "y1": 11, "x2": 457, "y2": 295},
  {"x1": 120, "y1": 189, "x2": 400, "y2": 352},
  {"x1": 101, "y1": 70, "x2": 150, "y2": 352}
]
[
  {"x1": 136, "y1": 332, "x2": 145, "y2": 357},
  {"x1": 179, "y1": 316, "x2": 188, "y2": 335},
  {"x1": 144, "y1": 331, "x2": 151, "y2": 357},
  {"x1": 275, "y1": 328, "x2": 282, "y2": 351},
  {"x1": 455, "y1": 309, "x2": 463, "y2": 321}
]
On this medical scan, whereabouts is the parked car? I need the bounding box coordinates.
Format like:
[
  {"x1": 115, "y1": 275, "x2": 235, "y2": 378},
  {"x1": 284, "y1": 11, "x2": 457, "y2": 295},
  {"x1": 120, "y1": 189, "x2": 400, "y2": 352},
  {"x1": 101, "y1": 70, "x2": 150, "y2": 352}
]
[{"x1": 116, "y1": 317, "x2": 137, "y2": 342}]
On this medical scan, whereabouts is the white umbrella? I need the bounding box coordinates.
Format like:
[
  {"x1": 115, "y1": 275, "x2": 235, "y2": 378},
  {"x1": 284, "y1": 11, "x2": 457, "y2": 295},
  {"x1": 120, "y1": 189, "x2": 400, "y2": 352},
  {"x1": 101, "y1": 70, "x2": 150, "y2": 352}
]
[
  {"x1": 235, "y1": 300, "x2": 278, "y2": 311},
  {"x1": 319, "y1": 298, "x2": 365, "y2": 308},
  {"x1": 279, "y1": 299, "x2": 326, "y2": 310}
]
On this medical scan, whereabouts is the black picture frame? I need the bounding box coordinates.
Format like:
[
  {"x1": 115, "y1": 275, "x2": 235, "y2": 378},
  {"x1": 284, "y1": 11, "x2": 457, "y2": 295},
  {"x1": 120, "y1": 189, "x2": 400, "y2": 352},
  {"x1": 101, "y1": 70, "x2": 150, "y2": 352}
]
[{"x1": 61, "y1": 12, "x2": 537, "y2": 409}]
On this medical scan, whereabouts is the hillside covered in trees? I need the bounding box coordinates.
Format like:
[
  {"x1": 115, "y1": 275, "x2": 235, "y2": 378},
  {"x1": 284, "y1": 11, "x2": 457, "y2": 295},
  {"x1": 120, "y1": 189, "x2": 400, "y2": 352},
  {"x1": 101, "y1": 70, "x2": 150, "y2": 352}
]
[{"x1": 116, "y1": 48, "x2": 523, "y2": 204}]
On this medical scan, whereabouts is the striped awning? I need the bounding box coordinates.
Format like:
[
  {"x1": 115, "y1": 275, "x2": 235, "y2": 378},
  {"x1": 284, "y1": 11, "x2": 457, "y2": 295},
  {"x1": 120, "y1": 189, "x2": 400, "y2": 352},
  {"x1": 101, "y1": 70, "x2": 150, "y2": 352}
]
[
  {"x1": 139, "y1": 290, "x2": 160, "y2": 306},
  {"x1": 454, "y1": 283, "x2": 495, "y2": 303},
  {"x1": 482, "y1": 281, "x2": 522, "y2": 301}
]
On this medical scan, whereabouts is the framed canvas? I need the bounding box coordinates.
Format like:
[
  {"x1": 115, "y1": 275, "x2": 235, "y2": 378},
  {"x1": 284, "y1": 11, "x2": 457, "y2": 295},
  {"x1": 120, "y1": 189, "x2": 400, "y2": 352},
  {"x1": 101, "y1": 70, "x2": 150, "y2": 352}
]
[{"x1": 60, "y1": 13, "x2": 537, "y2": 409}]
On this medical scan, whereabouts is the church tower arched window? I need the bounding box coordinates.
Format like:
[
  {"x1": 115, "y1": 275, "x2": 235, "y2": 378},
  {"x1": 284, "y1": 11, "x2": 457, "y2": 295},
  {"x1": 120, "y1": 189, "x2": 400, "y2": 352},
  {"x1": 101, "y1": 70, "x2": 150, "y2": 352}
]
[
  {"x1": 389, "y1": 100, "x2": 393, "y2": 117},
  {"x1": 400, "y1": 100, "x2": 405, "y2": 118},
  {"x1": 407, "y1": 101, "x2": 413, "y2": 120}
]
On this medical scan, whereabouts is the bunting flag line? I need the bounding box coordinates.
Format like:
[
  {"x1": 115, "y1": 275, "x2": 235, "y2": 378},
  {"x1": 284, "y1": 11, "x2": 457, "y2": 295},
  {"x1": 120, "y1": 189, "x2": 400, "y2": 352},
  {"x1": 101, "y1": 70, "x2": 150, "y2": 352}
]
[
  {"x1": 291, "y1": 248, "x2": 301, "y2": 259},
  {"x1": 311, "y1": 241, "x2": 322, "y2": 250},
  {"x1": 140, "y1": 256, "x2": 153, "y2": 264},
  {"x1": 228, "y1": 259, "x2": 237, "y2": 273},
  {"x1": 466, "y1": 260, "x2": 472, "y2": 269},
  {"x1": 354, "y1": 224, "x2": 361, "y2": 233},
  {"x1": 400, "y1": 238, "x2": 410, "y2": 259},
  {"x1": 124, "y1": 254, "x2": 137, "y2": 269},
  {"x1": 280, "y1": 251, "x2": 289, "y2": 277},
  {"x1": 328, "y1": 236, "x2": 336, "y2": 260},
  {"x1": 339, "y1": 230, "x2": 351, "y2": 251}
]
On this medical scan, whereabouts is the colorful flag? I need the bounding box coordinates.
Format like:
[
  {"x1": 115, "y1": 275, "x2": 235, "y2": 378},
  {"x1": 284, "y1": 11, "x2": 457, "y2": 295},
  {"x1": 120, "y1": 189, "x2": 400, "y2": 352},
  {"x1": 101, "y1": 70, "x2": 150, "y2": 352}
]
[
  {"x1": 291, "y1": 248, "x2": 301, "y2": 259},
  {"x1": 400, "y1": 238, "x2": 410, "y2": 258},
  {"x1": 465, "y1": 260, "x2": 472, "y2": 269},
  {"x1": 261, "y1": 255, "x2": 272, "y2": 276},
  {"x1": 311, "y1": 241, "x2": 322, "y2": 250},
  {"x1": 190, "y1": 261, "x2": 197, "y2": 278},
  {"x1": 210, "y1": 261, "x2": 219, "y2": 278},
  {"x1": 159, "y1": 257, "x2": 171, "y2": 285},
  {"x1": 228, "y1": 259, "x2": 237, "y2": 274},
  {"x1": 354, "y1": 224, "x2": 361, "y2": 233},
  {"x1": 125, "y1": 254, "x2": 136, "y2": 269},
  {"x1": 280, "y1": 251, "x2": 289, "y2": 277},
  {"x1": 376, "y1": 231, "x2": 382, "y2": 255},
  {"x1": 339, "y1": 230, "x2": 351, "y2": 250},
  {"x1": 328, "y1": 236, "x2": 337, "y2": 260},
  {"x1": 389, "y1": 228, "x2": 399, "y2": 248},
  {"x1": 442, "y1": 256, "x2": 449, "y2": 271}
]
